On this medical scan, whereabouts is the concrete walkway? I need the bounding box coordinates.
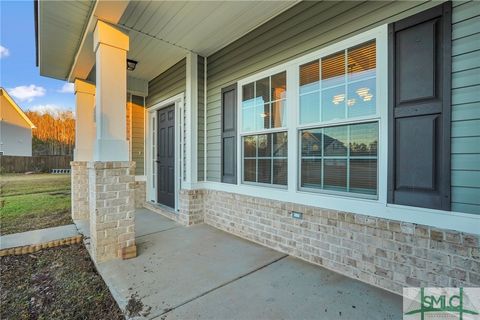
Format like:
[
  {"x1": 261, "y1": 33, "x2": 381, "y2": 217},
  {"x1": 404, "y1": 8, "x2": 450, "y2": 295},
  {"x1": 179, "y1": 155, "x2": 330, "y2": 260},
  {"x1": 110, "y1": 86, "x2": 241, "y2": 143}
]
[
  {"x1": 87, "y1": 209, "x2": 402, "y2": 320},
  {"x1": 0, "y1": 224, "x2": 79, "y2": 250}
]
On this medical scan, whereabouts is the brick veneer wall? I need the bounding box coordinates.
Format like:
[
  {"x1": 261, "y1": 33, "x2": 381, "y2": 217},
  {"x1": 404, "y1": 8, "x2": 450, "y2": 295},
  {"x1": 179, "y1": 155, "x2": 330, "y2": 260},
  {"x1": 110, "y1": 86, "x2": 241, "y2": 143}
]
[
  {"x1": 87, "y1": 161, "x2": 136, "y2": 262},
  {"x1": 197, "y1": 190, "x2": 479, "y2": 294},
  {"x1": 134, "y1": 181, "x2": 146, "y2": 209},
  {"x1": 143, "y1": 189, "x2": 204, "y2": 226},
  {"x1": 71, "y1": 161, "x2": 89, "y2": 220}
]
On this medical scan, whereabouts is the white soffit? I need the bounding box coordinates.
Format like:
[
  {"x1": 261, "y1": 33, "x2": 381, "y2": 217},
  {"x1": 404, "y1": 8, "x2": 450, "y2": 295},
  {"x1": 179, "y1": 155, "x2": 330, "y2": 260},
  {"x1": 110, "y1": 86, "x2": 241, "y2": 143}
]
[
  {"x1": 41, "y1": 0, "x2": 298, "y2": 82},
  {"x1": 38, "y1": 0, "x2": 95, "y2": 80},
  {"x1": 118, "y1": 0, "x2": 298, "y2": 81}
]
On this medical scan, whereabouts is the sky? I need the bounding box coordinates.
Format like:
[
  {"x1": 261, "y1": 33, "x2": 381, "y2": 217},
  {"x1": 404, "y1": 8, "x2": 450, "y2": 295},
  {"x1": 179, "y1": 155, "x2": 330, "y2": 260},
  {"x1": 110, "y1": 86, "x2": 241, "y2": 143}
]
[{"x1": 0, "y1": 1, "x2": 75, "y2": 115}]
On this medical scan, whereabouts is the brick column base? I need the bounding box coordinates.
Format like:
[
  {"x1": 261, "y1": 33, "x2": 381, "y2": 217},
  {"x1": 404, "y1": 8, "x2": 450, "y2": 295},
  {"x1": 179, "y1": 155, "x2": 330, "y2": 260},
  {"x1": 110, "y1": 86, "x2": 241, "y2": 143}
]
[
  {"x1": 71, "y1": 161, "x2": 89, "y2": 220},
  {"x1": 179, "y1": 189, "x2": 204, "y2": 225},
  {"x1": 88, "y1": 161, "x2": 136, "y2": 262}
]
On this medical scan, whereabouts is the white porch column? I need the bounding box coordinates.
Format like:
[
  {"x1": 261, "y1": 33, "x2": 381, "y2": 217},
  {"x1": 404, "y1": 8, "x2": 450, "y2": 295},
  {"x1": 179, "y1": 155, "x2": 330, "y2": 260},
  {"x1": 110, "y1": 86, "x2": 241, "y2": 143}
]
[
  {"x1": 71, "y1": 79, "x2": 95, "y2": 221},
  {"x1": 184, "y1": 52, "x2": 198, "y2": 188},
  {"x1": 88, "y1": 20, "x2": 136, "y2": 262},
  {"x1": 93, "y1": 20, "x2": 129, "y2": 161},
  {"x1": 74, "y1": 79, "x2": 95, "y2": 161}
]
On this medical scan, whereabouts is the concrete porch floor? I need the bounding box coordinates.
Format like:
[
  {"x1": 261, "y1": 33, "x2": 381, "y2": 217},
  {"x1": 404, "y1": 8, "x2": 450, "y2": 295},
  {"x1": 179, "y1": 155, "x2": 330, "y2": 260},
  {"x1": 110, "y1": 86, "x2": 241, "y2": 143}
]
[{"x1": 76, "y1": 208, "x2": 402, "y2": 320}]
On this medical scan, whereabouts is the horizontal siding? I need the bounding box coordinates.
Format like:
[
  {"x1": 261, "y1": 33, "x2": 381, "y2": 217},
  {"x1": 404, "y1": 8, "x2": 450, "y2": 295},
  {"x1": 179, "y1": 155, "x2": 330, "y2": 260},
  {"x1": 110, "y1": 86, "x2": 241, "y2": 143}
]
[
  {"x1": 146, "y1": 58, "x2": 186, "y2": 107},
  {"x1": 206, "y1": 1, "x2": 441, "y2": 182},
  {"x1": 131, "y1": 95, "x2": 145, "y2": 175},
  {"x1": 451, "y1": 1, "x2": 480, "y2": 215}
]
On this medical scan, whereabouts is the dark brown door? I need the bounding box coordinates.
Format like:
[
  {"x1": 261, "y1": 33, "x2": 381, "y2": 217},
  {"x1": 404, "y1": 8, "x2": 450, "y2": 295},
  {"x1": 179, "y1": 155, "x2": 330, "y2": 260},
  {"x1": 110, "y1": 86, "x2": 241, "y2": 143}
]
[{"x1": 157, "y1": 105, "x2": 175, "y2": 208}]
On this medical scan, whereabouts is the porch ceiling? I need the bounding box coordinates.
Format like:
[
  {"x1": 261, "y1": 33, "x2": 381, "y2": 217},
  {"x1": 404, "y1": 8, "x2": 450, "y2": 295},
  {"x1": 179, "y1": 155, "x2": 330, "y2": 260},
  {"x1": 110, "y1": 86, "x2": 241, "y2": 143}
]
[
  {"x1": 37, "y1": 0, "x2": 95, "y2": 80},
  {"x1": 37, "y1": 0, "x2": 298, "y2": 83},
  {"x1": 120, "y1": 1, "x2": 298, "y2": 81}
]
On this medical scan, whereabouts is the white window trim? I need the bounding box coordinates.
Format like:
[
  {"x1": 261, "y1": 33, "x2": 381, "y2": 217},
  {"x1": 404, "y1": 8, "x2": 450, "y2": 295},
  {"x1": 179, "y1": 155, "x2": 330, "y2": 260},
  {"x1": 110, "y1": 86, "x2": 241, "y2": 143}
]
[
  {"x1": 238, "y1": 70, "x2": 289, "y2": 187},
  {"x1": 237, "y1": 25, "x2": 386, "y2": 197},
  {"x1": 146, "y1": 93, "x2": 184, "y2": 211},
  {"x1": 189, "y1": 24, "x2": 480, "y2": 235}
]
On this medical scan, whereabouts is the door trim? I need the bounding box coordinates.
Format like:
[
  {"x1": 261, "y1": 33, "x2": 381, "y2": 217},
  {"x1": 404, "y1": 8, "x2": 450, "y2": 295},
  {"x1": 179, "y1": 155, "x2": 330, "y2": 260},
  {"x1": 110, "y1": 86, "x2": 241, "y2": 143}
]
[{"x1": 146, "y1": 93, "x2": 184, "y2": 211}]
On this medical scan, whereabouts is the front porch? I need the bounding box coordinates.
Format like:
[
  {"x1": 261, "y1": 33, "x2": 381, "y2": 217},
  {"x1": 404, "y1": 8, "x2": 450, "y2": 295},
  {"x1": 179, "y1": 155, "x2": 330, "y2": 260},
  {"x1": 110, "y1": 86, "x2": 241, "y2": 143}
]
[{"x1": 76, "y1": 208, "x2": 402, "y2": 319}]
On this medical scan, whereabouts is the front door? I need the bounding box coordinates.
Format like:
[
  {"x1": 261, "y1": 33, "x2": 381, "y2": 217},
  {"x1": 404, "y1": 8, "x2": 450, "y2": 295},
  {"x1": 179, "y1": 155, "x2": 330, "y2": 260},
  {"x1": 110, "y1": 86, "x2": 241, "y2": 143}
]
[{"x1": 156, "y1": 105, "x2": 175, "y2": 208}]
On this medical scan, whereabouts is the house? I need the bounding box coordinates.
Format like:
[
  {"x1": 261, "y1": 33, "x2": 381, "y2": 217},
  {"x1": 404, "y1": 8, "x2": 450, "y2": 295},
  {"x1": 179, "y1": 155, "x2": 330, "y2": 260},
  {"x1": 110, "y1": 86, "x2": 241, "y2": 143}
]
[
  {"x1": 36, "y1": 0, "x2": 480, "y2": 294},
  {"x1": 0, "y1": 88, "x2": 35, "y2": 156}
]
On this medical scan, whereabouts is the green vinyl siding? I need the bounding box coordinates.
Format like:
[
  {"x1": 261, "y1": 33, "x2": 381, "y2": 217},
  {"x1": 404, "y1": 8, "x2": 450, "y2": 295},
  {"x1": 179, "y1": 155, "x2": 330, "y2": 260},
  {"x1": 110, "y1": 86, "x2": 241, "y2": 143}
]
[
  {"x1": 204, "y1": 0, "x2": 480, "y2": 215},
  {"x1": 147, "y1": 58, "x2": 186, "y2": 107},
  {"x1": 206, "y1": 1, "x2": 442, "y2": 182},
  {"x1": 131, "y1": 95, "x2": 145, "y2": 175},
  {"x1": 451, "y1": 1, "x2": 480, "y2": 214}
]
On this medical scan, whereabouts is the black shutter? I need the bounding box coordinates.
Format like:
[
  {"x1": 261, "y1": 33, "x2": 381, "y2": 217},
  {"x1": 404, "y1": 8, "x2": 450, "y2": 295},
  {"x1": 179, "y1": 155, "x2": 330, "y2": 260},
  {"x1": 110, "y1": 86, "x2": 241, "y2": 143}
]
[
  {"x1": 221, "y1": 84, "x2": 237, "y2": 184},
  {"x1": 388, "y1": 2, "x2": 451, "y2": 210}
]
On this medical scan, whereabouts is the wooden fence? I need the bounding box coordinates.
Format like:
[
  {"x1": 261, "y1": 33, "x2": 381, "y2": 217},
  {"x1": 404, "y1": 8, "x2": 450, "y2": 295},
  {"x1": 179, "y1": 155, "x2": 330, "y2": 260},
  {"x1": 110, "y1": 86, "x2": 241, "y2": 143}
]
[{"x1": 0, "y1": 155, "x2": 73, "y2": 173}]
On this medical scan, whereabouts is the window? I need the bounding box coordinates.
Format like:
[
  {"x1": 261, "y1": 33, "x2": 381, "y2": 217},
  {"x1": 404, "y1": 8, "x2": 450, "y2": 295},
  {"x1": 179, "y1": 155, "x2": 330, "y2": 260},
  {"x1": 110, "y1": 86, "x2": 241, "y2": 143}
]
[
  {"x1": 299, "y1": 41, "x2": 376, "y2": 124},
  {"x1": 300, "y1": 122, "x2": 378, "y2": 195},
  {"x1": 238, "y1": 33, "x2": 382, "y2": 197},
  {"x1": 299, "y1": 40, "x2": 379, "y2": 197},
  {"x1": 241, "y1": 71, "x2": 288, "y2": 186}
]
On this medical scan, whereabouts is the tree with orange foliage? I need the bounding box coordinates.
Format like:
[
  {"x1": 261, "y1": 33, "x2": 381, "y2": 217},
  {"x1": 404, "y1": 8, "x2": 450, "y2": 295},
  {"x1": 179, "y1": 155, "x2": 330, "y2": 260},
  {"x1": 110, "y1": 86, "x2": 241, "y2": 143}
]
[{"x1": 25, "y1": 111, "x2": 75, "y2": 155}]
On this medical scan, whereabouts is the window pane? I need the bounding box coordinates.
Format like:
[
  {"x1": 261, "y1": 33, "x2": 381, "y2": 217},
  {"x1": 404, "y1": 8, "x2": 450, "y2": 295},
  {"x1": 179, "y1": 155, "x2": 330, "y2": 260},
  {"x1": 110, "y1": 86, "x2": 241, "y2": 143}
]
[
  {"x1": 244, "y1": 159, "x2": 256, "y2": 182},
  {"x1": 271, "y1": 72, "x2": 287, "y2": 101},
  {"x1": 347, "y1": 78, "x2": 376, "y2": 118},
  {"x1": 322, "y1": 86, "x2": 345, "y2": 121},
  {"x1": 324, "y1": 126, "x2": 348, "y2": 156},
  {"x1": 324, "y1": 159, "x2": 347, "y2": 191},
  {"x1": 258, "y1": 159, "x2": 271, "y2": 183},
  {"x1": 300, "y1": 61, "x2": 319, "y2": 94},
  {"x1": 242, "y1": 100, "x2": 255, "y2": 131},
  {"x1": 242, "y1": 83, "x2": 254, "y2": 101},
  {"x1": 243, "y1": 132, "x2": 287, "y2": 186},
  {"x1": 322, "y1": 85, "x2": 345, "y2": 122},
  {"x1": 301, "y1": 159, "x2": 321, "y2": 188},
  {"x1": 273, "y1": 132, "x2": 288, "y2": 157},
  {"x1": 301, "y1": 129, "x2": 322, "y2": 157},
  {"x1": 350, "y1": 122, "x2": 378, "y2": 157},
  {"x1": 255, "y1": 103, "x2": 270, "y2": 130},
  {"x1": 348, "y1": 40, "x2": 376, "y2": 82},
  {"x1": 255, "y1": 77, "x2": 270, "y2": 104},
  {"x1": 322, "y1": 51, "x2": 345, "y2": 88},
  {"x1": 271, "y1": 100, "x2": 286, "y2": 128},
  {"x1": 300, "y1": 92, "x2": 320, "y2": 124},
  {"x1": 244, "y1": 135, "x2": 257, "y2": 157},
  {"x1": 350, "y1": 159, "x2": 377, "y2": 195},
  {"x1": 257, "y1": 134, "x2": 271, "y2": 157},
  {"x1": 273, "y1": 159, "x2": 288, "y2": 185}
]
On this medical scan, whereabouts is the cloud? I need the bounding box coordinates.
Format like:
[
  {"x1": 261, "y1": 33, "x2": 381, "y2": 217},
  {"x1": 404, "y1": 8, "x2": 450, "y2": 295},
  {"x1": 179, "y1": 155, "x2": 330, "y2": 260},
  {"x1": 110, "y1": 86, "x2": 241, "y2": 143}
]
[
  {"x1": 58, "y1": 82, "x2": 74, "y2": 94},
  {"x1": 0, "y1": 45, "x2": 9, "y2": 58},
  {"x1": 28, "y1": 104, "x2": 73, "y2": 117},
  {"x1": 8, "y1": 85, "x2": 46, "y2": 102}
]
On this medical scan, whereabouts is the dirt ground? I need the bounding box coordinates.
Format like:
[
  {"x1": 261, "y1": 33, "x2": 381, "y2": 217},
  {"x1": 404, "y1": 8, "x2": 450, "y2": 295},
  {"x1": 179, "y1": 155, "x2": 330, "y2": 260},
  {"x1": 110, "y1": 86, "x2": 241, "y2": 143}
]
[
  {"x1": 0, "y1": 174, "x2": 72, "y2": 235},
  {"x1": 0, "y1": 243, "x2": 124, "y2": 320}
]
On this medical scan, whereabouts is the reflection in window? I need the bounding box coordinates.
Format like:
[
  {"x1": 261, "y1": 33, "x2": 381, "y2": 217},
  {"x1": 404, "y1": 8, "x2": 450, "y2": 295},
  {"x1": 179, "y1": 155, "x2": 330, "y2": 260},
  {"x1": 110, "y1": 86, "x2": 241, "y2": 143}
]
[
  {"x1": 300, "y1": 122, "x2": 378, "y2": 195},
  {"x1": 242, "y1": 71, "x2": 287, "y2": 132},
  {"x1": 243, "y1": 132, "x2": 288, "y2": 186},
  {"x1": 299, "y1": 40, "x2": 376, "y2": 124}
]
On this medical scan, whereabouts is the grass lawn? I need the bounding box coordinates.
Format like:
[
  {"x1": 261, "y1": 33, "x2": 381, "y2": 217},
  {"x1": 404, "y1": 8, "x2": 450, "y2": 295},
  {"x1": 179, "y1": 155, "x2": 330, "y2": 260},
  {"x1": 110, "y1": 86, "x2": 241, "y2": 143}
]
[
  {"x1": 0, "y1": 174, "x2": 72, "y2": 235},
  {"x1": 0, "y1": 244, "x2": 124, "y2": 319}
]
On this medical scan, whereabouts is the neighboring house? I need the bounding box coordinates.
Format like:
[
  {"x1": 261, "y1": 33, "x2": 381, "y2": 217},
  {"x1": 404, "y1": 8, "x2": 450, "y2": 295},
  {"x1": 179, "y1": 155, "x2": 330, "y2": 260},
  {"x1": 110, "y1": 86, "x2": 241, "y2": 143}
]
[
  {"x1": 36, "y1": 1, "x2": 480, "y2": 293},
  {"x1": 0, "y1": 88, "x2": 35, "y2": 156}
]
